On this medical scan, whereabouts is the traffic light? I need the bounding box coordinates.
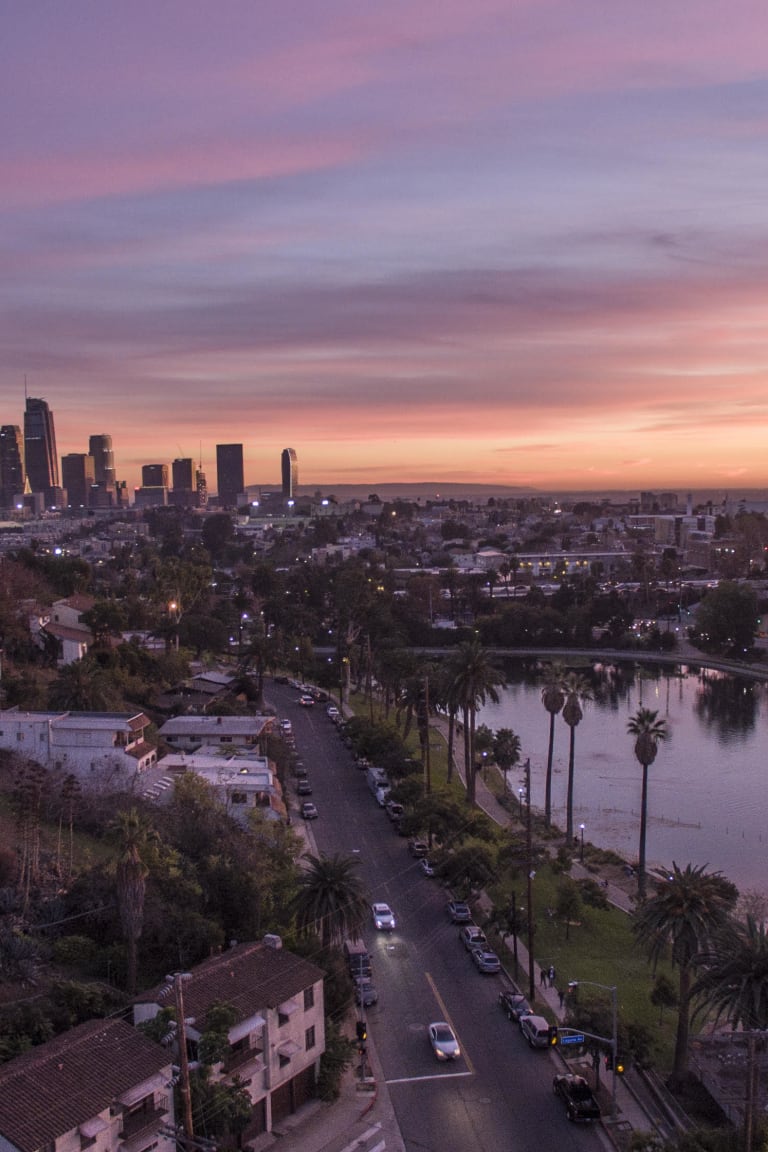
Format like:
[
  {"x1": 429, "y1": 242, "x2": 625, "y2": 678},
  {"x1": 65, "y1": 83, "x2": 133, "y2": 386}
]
[
  {"x1": 356, "y1": 1020, "x2": 367, "y2": 1043},
  {"x1": 548, "y1": 1024, "x2": 559, "y2": 1046},
  {"x1": 615, "y1": 1056, "x2": 625, "y2": 1075},
  {"x1": 604, "y1": 1051, "x2": 614, "y2": 1071}
]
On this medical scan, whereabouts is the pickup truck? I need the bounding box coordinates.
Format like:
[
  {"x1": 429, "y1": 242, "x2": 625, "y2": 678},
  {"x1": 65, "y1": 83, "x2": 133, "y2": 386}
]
[{"x1": 552, "y1": 1074, "x2": 601, "y2": 1122}]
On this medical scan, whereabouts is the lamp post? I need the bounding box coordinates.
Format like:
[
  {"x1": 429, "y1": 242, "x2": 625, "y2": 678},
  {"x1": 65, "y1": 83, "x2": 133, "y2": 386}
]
[
  {"x1": 524, "y1": 757, "x2": 535, "y2": 1004},
  {"x1": 579, "y1": 822, "x2": 585, "y2": 863},
  {"x1": 518, "y1": 787, "x2": 525, "y2": 817},
  {"x1": 569, "y1": 979, "x2": 618, "y2": 1119}
]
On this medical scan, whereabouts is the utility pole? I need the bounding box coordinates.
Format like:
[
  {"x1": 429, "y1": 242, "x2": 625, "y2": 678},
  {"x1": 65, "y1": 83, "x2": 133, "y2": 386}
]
[
  {"x1": 171, "y1": 972, "x2": 195, "y2": 1147},
  {"x1": 423, "y1": 675, "x2": 431, "y2": 794},
  {"x1": 525, "y1": 758, "x2": 535, "y2": 1004}
]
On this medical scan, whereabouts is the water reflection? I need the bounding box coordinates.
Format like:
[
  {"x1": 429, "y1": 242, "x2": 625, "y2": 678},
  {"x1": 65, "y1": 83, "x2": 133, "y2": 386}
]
[{"x1": 479, "y1": 660, "x2": 768, "y2": 894}]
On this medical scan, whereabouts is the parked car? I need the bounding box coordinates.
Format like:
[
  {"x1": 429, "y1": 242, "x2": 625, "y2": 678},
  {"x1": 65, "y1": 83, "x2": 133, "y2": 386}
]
[
  {"x1": 327, "y1": 705, "x2": 341, "y2": 721},
  {"x1": 386, "y1": 801, "x2": 404, "y2": 822},
  {"x1": 293, "y1": 764, "x2": 308, "y2": 780},
  {"x1": 459, "y1": 925, "x2": 487, "y2": 950},
  {"x1": 519, "y1": 1014, "x2": 552, "y2": 1048},
  {"x1": 419, "y1": 858, "x2": 435, "y2": 877},
  {"x1": 354, "y1": 978, "x2": 379, "y2": 1007},
  {"x1": 470, "y1": 946, "x2": 501, "y2": 974},
  {"x1": 553, "y1": 1074, "x2": 601, "y2": 1122},
  {"x1": 296, "y1": 780, "x2": 313, "y2": 795},
  {"x1": 428, "y1": 1021, "x2": 460, "y2": 1061},
  {"x1": 371, "y1": 902, "x2": 396, "y2": 930},
  {"x1": 408, "y1": 839, "x2": 429, "y2": 858},
  {"x1": 447, "y1": 900, "x2": 473, "y2": 924},
  {"x1": 498, "y1": 990, "x2": 532, "y2": 1021},
  {"x1": 300, "y1": 802, "x2": 318, "y2": 820},
  {"x1": 280, "y1": 719, "x2": 292, "y2": 733}
]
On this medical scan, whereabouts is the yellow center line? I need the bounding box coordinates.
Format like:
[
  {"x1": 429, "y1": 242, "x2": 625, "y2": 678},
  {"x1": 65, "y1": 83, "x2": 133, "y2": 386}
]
[{"x1": 426, "y1": 971, "x2": 475, "y2": 1075}]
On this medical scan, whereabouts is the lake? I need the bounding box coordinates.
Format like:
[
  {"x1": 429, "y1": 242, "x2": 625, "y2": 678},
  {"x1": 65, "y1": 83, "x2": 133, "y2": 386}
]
[{"x1": 478, "y1": 661, "x2": 768, "y2": 895}]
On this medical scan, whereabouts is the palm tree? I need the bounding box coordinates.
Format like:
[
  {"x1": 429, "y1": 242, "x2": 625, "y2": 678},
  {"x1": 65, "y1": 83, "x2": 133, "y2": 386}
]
[
  {"x1": 627, "y1": 708, "x2": 670, "y2": 899},
  {"x1": 693, "y1": 915, "x2": 768, "y2": 1150},
  {"x1": 633, "y1": 862, "x2": 737, "y2": 1087},
  {"x1": 449, "y1": 638, "x2": 506, "y2": 805},
  {"x1": 561, "y1": 671, "x2": 592, "y2": 842},
  {"x1": 293, "y1": 853, "x2": 369, "y2": 949},
  {"x1": 540, "y1": 662, "x2": 565, "y2": 827},
  {"x1": 113, "y1": 808, "x2": 151, "y2": 994}
]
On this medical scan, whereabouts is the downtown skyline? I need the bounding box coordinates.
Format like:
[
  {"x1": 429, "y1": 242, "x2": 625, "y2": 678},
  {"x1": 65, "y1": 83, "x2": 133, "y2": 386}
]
[{"x1": 3, "y1": 2, "x2": 768, "y2": 493}]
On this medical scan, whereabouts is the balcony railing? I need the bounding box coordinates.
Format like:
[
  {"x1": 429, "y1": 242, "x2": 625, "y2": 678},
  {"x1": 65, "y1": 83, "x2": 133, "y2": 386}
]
[{"x1": 118, "y1": 1097, "x2": 169, "y2": 1150}]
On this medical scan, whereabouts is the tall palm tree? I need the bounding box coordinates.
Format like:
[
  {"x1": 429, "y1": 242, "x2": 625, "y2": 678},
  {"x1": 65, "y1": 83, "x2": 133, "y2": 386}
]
[
  {"x1": 293, "y1": 853, "x2": 369, "y2": 949},
  {"x1": 449, "y1": 638, "x2": 506, "y2": 805},
  {"x1": 561, "y1": 671, "x2": 592, "y2": 842},
  {"x1": 540, "y1": 662, "x2": 565, "y2": 827},
  {"x1": 633, "y1": 862, "x2": 737, "y2": 1087},
  {"x1": 694, "y1": 915, "x2": 768, "y2": 1151},
  {"x1": 627, "y1": 708, "x2": 670, "y2": 899},
  {"x1": 113, "y1": 808, "x2": 151, "y2": 995}
]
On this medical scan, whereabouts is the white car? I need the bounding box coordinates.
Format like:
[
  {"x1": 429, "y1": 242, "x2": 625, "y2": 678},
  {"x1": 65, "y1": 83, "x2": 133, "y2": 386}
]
[
  {"x1": 371, "y1": 902, "x2": 396, "y2": 930},
  {"x1": 428, "y1": 1021, "x2": 460, "y2": 1061}
]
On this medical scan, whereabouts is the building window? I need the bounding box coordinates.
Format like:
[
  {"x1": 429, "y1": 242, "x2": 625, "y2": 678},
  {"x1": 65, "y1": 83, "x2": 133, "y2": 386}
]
[
  {"x1": 231, "y1": 791, "x2": 247, "y2": 805},
  {"x1": 305, "y1": 1026, "x2": 316, "y2": 1051},
  {"x1": 279, "y1": 1053, "x2": 290, "y2": 1068},
  {"x1": 278, "y1": 1010, "x2": 289, "y2": 1027},
  {"x1": 303, "y1": 986, "x2": 314, "y2": 1011}
]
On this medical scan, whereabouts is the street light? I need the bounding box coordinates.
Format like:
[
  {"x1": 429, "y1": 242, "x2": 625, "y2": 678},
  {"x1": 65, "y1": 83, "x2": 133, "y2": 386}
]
[
  {"x1": 579, "y1": 822, "x2": 585, "y2": 863},
  {"x1": 518, "y1": 787, "x2": 525, "y2": 817},
  {"x1": 569, "y1": 979, "x2": 618, "y2": 1118}
]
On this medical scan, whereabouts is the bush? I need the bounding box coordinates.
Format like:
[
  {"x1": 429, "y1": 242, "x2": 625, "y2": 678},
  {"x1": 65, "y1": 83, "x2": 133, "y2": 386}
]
[{"x1": 578, "y1": 878, "x2": 609, "y2": 910}]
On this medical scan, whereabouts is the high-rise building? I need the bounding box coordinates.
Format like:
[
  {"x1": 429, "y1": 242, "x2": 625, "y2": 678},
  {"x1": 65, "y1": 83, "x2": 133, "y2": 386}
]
[
  {"x1": 61, "y1": 453, "x2": 95, "y2": 510},
  {"x1": 89, "y1": 434, "x2": 116, "y2": 485},
  {"x1": 0, "y1": 425, "x2": 25, "y2": 508},
  {"x1": 24, "y1": 397, "x2": 59, "y2": 493},
  {"x1": 281, "y1": 448, "x2": 298, "y2": 500},
  {"x1": 196, "y1": 466, "x2": 208, "y2": 508},
  {"x1": 142, "y1": 463, "x2": 169, "y2": 488},
  {"x1": 216, "y1": 444, "x2": 244, "y2": 507},
  {"x1": 170, "y1": 457, "x2": 195, "y2": 507}
]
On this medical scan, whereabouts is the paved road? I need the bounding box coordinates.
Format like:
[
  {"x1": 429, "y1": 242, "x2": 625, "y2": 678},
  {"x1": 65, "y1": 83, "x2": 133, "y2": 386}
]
[{"x1": 270, "y1": 686, "x2": 609, "y2": 1152}]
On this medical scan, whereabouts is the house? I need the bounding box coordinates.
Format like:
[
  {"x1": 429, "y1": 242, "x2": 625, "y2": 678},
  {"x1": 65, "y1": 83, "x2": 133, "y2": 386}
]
[
  {"x1": 0, "y1": 709, "x2": 157, "y2": 789},
  {"x1": 157, "y1": 713, "x2": 274, "y2": 754},
  {"x1": 32, "y1": 595, "x2": 96, "y2": 666},
  {"x1": 133, "y1": 939, "x2": 325, "y2": 1143},
  {"x1": 148, "y1": 749, "x2": 286, "y2": 822},
  {"x1": 0, "y1": 1017, "x2": 175, "y2": 1152}
]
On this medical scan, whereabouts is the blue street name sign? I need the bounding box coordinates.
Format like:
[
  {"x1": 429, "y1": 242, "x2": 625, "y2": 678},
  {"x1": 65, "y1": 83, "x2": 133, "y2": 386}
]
[{"x1": 559, "y1": 1033, "x2": 585, "y2": 1045}]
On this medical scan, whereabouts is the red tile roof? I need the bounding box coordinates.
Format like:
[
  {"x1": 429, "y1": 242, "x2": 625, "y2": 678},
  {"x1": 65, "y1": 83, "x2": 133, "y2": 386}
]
[
  {"x1": 0, "y1": 1018, "x2": 171, "y2": 1152},
  {"x1": 137, "y1": 941, "x2": 323, "y2": 1025}
]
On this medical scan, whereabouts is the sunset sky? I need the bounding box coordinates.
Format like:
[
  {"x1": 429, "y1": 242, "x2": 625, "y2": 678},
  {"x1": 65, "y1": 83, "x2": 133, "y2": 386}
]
[{"x1": 3, "y1": 1, "x2": 768, "y2": 494}]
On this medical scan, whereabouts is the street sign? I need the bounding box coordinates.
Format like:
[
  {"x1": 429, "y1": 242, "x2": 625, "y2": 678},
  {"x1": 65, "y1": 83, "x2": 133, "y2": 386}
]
[{"x1": 559, "y1": 1033, "x2": 585, "y2": 1045}]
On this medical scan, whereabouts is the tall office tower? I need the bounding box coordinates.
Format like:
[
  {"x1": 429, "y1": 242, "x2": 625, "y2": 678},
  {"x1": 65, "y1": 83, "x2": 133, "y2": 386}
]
[
  {"x1": 281, "y1": 447, "x2": 298, "y2": 500},
  {"x1": 196, "y1": 466, "x2": 208, "y2": 508},
  {"x1": 170, "y1": 457, "x2": 195, "y2": 507},
  {"x1": 24, "y1": 397, "x2": 59, "y2": 493},
  {"x1": 142, "y1": 463, "x2": 169, "y2": 487},
  {"x1": 0, "y1": 425, "x2": 25, "y2": 508},
  {"x1": 61, "y1": 453, "x2": 95, "y2": 509},
  {"x1": 88, "y1": 434, "x2": 116, "y2": 485},
  {"x1": 216, "y1": 443, "x2": 244, "y2": 507}
]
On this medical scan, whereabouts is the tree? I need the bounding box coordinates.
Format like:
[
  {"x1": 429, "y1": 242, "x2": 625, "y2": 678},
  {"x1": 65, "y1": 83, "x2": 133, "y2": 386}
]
[
  {"x1": 561, "y1": 671, "x2": 592, "y2": 842},
  {"x1": 633, "y1": 863, "x2": 737, "y2": 1087},
  {"x1": 693, "y1": 915, "x2": 768, "y2": 1151},
  {"x1": 449, "y1": 638, "x2": 506, "y2": 805},
  {"x1": 113, "y1": 808, "x2": 152, "y2": 994},
  {"x1": 691, "y1": 580, "x2": 758, "y2": 656},
  {"x1": 493, "y1": 727, "x2": 521, "y2": 793},
  {"x1": 540, "y1": 662, "x2": 566, "y2": 827},
  {"x1": 293, "y1": 853, "x2": 369, "y2": 949},
  {"x1": 555, "y1": 878, "x2": 583, "y2": 940},
  {"x1": 48, "y1": 658, "x2": 123, "y2": 712},
  {"x1": 627, "y1": 708, "x2": 670, "y2": 899}
]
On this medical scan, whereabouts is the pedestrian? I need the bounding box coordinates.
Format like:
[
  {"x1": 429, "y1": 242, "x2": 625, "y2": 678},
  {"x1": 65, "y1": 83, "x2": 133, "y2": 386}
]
[
  {"x1": 540, "y1": 967, "x2": 548, "y2": 988},
  {"x1": 558, "y1": 986, "x2": 565, "y2": 1009},
  {"x1": 548, "y1": 964, "x2": 556, "y2": 986}
]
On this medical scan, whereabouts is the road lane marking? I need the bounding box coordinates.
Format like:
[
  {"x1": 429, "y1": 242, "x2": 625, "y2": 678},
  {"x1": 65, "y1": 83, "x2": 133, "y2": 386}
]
[
  {"x1": 426, "y1": 971, "x2": 475, "y2": 1075},
  {"x1": 386, "y1": 1071, "x2": 474, "y2": 1085}
]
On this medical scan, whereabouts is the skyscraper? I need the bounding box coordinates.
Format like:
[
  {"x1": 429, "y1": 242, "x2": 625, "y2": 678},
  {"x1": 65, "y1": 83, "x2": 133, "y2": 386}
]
[
  {"x1": 216, "y1": 444, "x2": 244, "y2": 507},
  {"x1": 281, "y1": 447, "x2": 298, "y2": 500},
  {"x1": 170, "y1": 457, "x2": 195, "y2": 507},
  {"x1": 24, "y1": 397, "x2": 59, "y2": 493},
  {"x1": 89, "y1": 434, "x2": 116, "y2": 486},
  {"x1": 62, "y1": 453, "x2": 95, "y2": 509},
  {"x1": 142, "y1": 463, "x2": 169, "y2": 488},
  {"x1": 0, "y1": 425, "x2": 24, "y2": 508}
]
